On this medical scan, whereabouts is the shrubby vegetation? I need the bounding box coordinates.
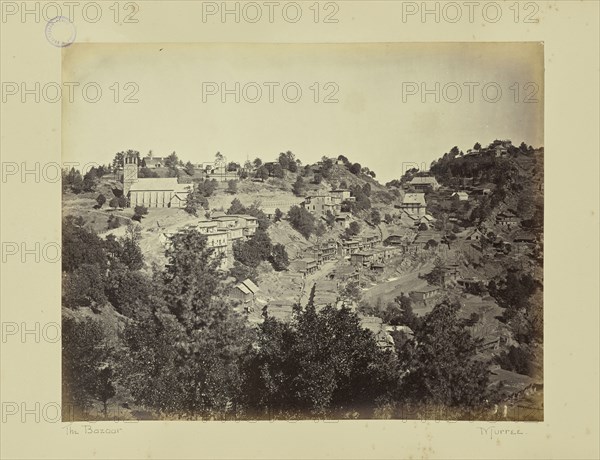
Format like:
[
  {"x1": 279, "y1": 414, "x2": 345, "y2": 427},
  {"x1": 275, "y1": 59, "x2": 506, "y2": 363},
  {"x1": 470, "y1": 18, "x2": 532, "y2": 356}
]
[
  {"x1": 287, "y1": 205, "x2": 316, "y2": 239},
  {"x1": 61, "y1": 216, "x2": 494, "y2": 420},
  {"x1": 398, "y1": 302, "x2": 489, "y2": 407},
  {"x1": 244, "y1": 303, "x2": 399, "y2": 418}
]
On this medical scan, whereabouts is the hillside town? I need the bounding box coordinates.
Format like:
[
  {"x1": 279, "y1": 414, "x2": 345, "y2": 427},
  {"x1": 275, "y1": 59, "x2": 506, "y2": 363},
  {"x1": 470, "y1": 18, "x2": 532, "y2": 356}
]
[{"x1": 61, "y1": 140, "x2": 544, "y2": 421}]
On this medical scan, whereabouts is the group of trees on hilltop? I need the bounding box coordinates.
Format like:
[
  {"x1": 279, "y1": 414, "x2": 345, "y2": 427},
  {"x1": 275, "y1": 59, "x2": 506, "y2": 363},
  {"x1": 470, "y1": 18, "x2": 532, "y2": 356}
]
[
  {"x1": 430, "y1": 143, "x2": 534, "y2": 189},
  {"x1": 336, "y1": 155, "x2": 376, "y2": 178},
  {"x1": 278, "y1": 151, "x2": 298, "y2": 172},
  {"x1": 63, "y1": 166, "x2": 108, "y2": 194}
]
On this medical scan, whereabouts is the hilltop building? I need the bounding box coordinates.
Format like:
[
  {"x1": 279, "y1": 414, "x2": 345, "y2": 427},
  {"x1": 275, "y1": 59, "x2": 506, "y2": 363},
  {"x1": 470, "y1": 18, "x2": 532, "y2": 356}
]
[
  {"x1": 395, "y1": 192, "x2": 427, "y2": 217},
  {"x1": 143, "y1": 152, "x2": 165, "y2": 168},
  {"x1": 301, "y1": 188, "x2": 354, "y2": 220},
  {"x1": 302, "y1": 194, "x2": 340, "y2": 218},
  {"x1": 197, "y1": 159, "x2": 239, "y2": 182},
  {"x1": 407, "y1": 176, "x2": 440, "y2": 192}
]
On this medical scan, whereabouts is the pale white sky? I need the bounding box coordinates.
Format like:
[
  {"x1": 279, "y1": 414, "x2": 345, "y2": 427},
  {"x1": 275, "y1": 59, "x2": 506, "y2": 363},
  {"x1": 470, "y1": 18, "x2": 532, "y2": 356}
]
[{"x1": 62, "y1": 42, "x2": 543, "y2": 182}]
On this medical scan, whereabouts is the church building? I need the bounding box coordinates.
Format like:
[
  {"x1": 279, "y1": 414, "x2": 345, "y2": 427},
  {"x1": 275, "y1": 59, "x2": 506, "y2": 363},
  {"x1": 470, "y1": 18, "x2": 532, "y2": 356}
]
[{"x1": 123, "y1": 153, "x2": 192, "y2": 208}]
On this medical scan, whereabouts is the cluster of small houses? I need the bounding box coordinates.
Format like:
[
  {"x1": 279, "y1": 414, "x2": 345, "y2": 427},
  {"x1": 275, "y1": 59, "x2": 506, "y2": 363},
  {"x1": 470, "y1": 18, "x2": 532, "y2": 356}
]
[
  {"x1": 465, "y1": 211, "x2": 538, "y2": 256},
  {"x1": 159, "y1": 212, "x2": 259, "y2": 269},
  {"x1": 289, "y1": 234, "x2": 393, "y2": 276},
  {"x1": 299, "y1": 188, "x2": 355, "y2": 228},
  {"x1": 464, "y1": 139, "x2": 515, "y2": 158}
]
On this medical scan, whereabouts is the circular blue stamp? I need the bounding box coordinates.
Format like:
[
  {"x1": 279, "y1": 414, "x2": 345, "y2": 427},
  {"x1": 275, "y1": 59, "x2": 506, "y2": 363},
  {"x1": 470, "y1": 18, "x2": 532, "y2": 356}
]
[{"x1": 45, "y1": 16, "x2": 77, "y2": 48}]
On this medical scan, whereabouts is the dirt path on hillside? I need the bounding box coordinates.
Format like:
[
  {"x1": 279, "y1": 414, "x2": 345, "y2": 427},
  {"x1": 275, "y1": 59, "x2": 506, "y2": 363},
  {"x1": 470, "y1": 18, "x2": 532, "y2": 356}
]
[
  {"x1": 298, "y1": 259, "x2": 340, "y2": 306},
  {"x1": 361, "y1": 260, "x2": 435, "y2": 304}
]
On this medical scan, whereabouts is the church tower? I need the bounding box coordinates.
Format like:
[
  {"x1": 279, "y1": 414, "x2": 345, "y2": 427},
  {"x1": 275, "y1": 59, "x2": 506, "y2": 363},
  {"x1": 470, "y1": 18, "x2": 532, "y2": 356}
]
[{"x1": 123, "y1": 152, "x2": 139, "y2": 197}]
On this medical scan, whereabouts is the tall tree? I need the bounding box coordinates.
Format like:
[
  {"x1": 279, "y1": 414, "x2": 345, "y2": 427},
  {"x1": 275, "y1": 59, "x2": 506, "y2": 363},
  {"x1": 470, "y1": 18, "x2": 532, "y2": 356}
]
[
  {"x1": 227, "y1": 198, "x2": 245, "y2": 215},
  {"x1": 287, "y1": 206, "x2": 316, "y2": 239},
  {"x1": 399, "y1": 302, "x2": 489, "y2": 407},
  {"x1": 184, "y1": 161, "x2": 195, "y2": 176},
  {"x1": 62, "y1": 317, "x2": 113, "y2": 420},
  {"x1": 227, "y1": 180, "x2": 238, "y2": 194},
  {"x1": 292, "y1": 176, "x2": 306, "y2": 197},
  {"x1": 122, "y1": 231, "x2": 252, "y2": 418},
  {"x1": 162, "y1": 229, "x2": 225, "y2": 331},
  {"x1": 269, "y1": 243, "x2": 289, "y2": 271},
  {"x1": 243, "y1": 305, "x2": 398, "y2": 418},
  {"x1": 96, "y1": 194, "x2": 106, "y2": 208},
  {"x1": 164, "y1": 151, "x2": 179, "y2": 169}
]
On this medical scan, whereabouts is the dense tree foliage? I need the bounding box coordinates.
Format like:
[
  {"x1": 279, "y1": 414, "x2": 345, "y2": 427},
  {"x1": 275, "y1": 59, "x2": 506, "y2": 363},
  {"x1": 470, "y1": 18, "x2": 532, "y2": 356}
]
[
  {"x1": 278, "y1": 151, "x2": 297, "y2": 172},
  {"x1": 229, "y1": 261, "x2": 259, "y2": 283},
  {"x1": 399, "y1": 302, "x2": 489, "y2": 407},
  {"x1": 121, "y1": 246, "x2": 252, "y2": 418},
  {"x1": 287, "y1": 205, "x2": 316, "y2": 239},
  {"x1": 232, "y1": 230, "x2": 273, "y2": 269},
  {"x1": 344, "y1": 221, "x2": 361, "y2": 239},
  {"x1": 274, "y1": 208, "x2": 284, "y2": 222},
  {"x1": 62, "y1": 317, "x2": 114, "y2": 420},
  {"x1": 62, "y1": 217, "x2": 108, "y2": 272},
  {"x1": 184, "y1": 161, "x2": 195, "y2": 176},
  {"x1": 96, "y1": 194, "x2": 106, "y2": 208},
  {"x1": 243, "y1": 304, "x2": 398, "y2": 418},
  {"x1": 349, "y1": 163, "x2": 361, "y2": 175},
  {"x1": 63, "y1": 167, "x2": 102, "y2": 194},
  {"x1": 227, "y1": 198, "x2": 245, "y2": 214},
  {"x1": 371, "y1": 208, "x2": 381, "y2": 225},
  {"x1": 139, "y1": 167, "x2": 159, "y2": 178},
  {"x1": 345, "y1": 185, "x2": 371, "y2": 213},
  {"x1": 227, "y1": 180, "x2": 238, "y2": 194},
  {"x1": 269, "y1": 243, "x2": 290, "y2": 271},
  {"x1": 255, "y1": 166, "x2": 269, "y2": 181},
  {"x1": 292, "y1": 176, "x2": 306, "y2": 196},
  {"x1": 185, "y1": 186, "x2": 210, "y2": 216}
]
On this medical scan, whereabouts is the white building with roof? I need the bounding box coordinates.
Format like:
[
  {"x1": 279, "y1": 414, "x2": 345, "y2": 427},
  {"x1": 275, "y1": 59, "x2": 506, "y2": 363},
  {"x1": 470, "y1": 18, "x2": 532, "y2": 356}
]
[
  {"x1": 396, "y1": 192, "x2": 427, "y2": 216},
  {"x1": 408, "y1": 176, "x2": 440, "y2": 191},
  {"x1": 123, "y1": 152, "x2": 191, "y2": 208},
  {"x1": 230, "y1": 278, "x2": 260, "y2": 305}
]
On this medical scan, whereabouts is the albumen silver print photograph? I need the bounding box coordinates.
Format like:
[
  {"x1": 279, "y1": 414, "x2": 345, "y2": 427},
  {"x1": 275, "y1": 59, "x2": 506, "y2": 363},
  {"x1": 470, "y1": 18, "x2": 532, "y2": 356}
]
[{"x1": 60, "y1": 42, "x2": 544, "y2": 421}]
